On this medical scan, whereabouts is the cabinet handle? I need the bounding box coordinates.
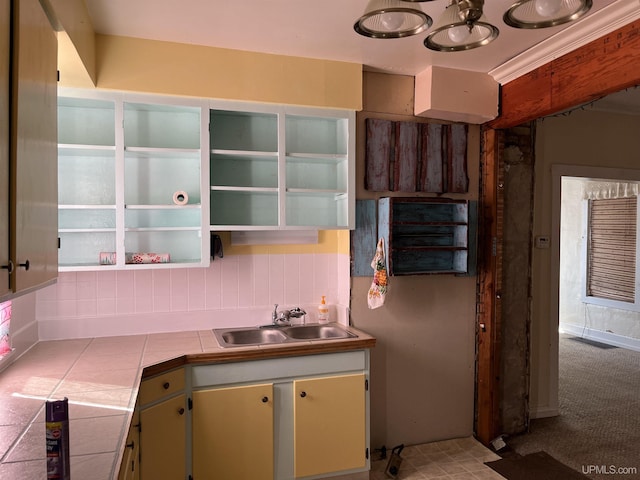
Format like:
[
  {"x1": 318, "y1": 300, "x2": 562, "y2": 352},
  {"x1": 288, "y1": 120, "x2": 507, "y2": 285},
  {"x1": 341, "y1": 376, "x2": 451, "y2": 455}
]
[
  {"x1": 1, "y1": 261, "x2": 13, "y2": 274},
  {"x1": 299, "y1": 391, "x2": 307, "y2": 398},
  {"x1": 163, "y1": 382, "x2": 170, "y2": 390},
  {"x1": 18, "y1": 260, "x2": 30, "y2": 271},
  {"x1": 126, "y1": 441, "x2": 135, "y2": 449},
  {"x1": 261, "y1": 396, "x2": 269, "y2": 403},
  {"x1": 178, "y1": 407, "x2": 185, "y2": 415}
]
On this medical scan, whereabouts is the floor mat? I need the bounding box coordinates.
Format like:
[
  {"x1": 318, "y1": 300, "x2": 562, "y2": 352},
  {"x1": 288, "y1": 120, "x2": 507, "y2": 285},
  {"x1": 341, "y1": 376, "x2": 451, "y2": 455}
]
[{"x1": 486, "y1": 451, "x2": 589, "y2": 480}]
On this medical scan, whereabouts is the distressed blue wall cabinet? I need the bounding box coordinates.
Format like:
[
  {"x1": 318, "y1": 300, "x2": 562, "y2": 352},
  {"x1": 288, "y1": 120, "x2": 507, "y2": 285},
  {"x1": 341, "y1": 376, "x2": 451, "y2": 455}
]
[{"x1": 378, "y1": 197, "x2": 473, "y2": 275}]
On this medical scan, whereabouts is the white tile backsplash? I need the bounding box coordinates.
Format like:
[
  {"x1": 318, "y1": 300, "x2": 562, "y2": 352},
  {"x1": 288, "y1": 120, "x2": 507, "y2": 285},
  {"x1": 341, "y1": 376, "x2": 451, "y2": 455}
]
[{"x1": 36, "y1": 253, "x2": 351, "y2": 339}]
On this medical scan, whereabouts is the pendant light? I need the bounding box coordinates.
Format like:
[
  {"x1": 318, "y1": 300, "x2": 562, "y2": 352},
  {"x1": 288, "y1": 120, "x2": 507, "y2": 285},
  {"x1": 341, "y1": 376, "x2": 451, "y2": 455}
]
[
  {"x1": 503, "y1": 0, "x2": 593, "y2": 29},
  {"x1": 424, "y1": 0, "x2": 499, "y2": 52},
  {"x1": 354, "y1": 0, "x2": 433, "y2": 38}
]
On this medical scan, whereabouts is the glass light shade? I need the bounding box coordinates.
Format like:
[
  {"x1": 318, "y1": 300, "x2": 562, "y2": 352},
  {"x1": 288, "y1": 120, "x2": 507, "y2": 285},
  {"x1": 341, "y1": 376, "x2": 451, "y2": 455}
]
[
  {"x1": 424, "y1": 2, "x2": 499, "y2": 51},
  {"x1": 354, "y1": 0, "x2": 432, "y2": 38},
  {"x1": 503, "y1": 0, "x2": 593, "y2": 28}
]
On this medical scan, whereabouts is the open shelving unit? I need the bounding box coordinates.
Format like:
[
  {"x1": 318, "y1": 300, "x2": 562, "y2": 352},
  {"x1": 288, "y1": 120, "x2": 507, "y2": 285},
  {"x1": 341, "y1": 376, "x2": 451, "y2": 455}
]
[
  {"x1": 378, "y1": 197, "x2": 475, "y2": 275},
  {"x1": 57, "y1": 90, "x2": 209, "y2": 271},
  {"x1": 58, "y1": 96, "x2": 117, "y2": 269},
  {"x1": 209, "y1": 103, "x2": 355, "y2": 230}
]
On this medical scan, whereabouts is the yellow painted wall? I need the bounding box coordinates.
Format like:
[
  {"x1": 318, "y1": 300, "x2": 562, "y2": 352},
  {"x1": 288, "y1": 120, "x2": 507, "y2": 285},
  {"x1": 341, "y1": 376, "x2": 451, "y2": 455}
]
[
  {"x1": 47, "y1": 0, "x2": 96, "y2": 86},
  {"x1": 219, "y1": 230, "x2": 351, "y2": 256},
  {"x1": 93, "y1": 35, "x2": 362, "y2": 111},
  {"x1": 52, "y1": 7, "x2": 363, "y2": 256}
]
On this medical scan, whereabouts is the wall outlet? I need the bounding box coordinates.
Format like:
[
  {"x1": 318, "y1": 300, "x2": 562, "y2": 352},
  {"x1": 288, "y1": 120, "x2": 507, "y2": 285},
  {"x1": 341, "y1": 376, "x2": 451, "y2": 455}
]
[{"x1": 535, "y1": 236, "x2": 550, "y2": 249}]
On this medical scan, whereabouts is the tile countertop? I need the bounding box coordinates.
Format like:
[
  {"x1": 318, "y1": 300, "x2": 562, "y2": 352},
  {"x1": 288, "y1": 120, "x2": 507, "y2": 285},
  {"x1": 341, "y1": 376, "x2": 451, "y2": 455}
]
[{"x1": 0, "y1": 324, "x2": 375, "y2": 480}]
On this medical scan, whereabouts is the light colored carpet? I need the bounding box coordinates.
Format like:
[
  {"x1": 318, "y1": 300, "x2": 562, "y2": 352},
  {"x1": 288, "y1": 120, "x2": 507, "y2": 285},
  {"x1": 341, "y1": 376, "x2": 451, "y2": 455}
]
[{"x1": 506, "y1": 333, "x2": 640, "y2": 480}]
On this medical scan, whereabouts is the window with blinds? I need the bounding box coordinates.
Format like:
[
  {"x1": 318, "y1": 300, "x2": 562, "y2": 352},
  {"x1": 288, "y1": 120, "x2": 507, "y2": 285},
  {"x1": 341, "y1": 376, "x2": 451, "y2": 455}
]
[{"x1": 586, "y1": 196, "x2": 637, "y2": 303}]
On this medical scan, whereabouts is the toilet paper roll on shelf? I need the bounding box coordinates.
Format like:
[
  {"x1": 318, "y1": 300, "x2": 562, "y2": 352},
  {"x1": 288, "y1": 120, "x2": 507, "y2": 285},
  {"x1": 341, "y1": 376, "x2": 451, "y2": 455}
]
[{"x1": 172, "y1": 190, "x2": 189, "y2": 205}]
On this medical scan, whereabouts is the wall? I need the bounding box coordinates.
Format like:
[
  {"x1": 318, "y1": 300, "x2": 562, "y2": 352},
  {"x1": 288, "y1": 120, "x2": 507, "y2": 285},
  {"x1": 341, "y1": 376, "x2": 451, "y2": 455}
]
[
  {"x1": 37, "y1": 249, "x2": 350, "y2": 340},
  {"x1": 500, "y1": 125, "x2": 535, "y2": 435},
  {"x1": 349, "y1": 72, "x2": 478, "y2": 447},
  {"x1": 559, "y1": 177, "x2": 640, "y2": 341},
  {"x1": 93, "y1": 35, "x2": 362, "y2": 111},
  {"x1": 37, "y1": 14, "x2": 477, "y2": 446},
  {"x1": 531, "y1": 107, "x2": 640, "y2": 417},
  {"x1": 0, "y1": 294, "x2": 38, "y2": 371},
  {"x1": 31, "y1": 30, "x2": 362, "y2": 340},
  {"x1": 47, "y1": 0, "x2": 96, "y2": 87}
]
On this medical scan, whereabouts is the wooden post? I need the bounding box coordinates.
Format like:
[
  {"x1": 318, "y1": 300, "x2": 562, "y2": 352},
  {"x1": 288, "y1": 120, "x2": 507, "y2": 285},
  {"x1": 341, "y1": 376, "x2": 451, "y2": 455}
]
[{"x1": 475, "y1": 128, "x2": 503, "y2": 445}]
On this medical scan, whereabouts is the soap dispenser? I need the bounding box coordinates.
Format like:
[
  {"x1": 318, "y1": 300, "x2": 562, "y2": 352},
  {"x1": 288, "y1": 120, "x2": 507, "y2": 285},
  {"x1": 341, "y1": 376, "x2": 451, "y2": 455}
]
[{"x1": 317, "y1": 296, "x2": 329, "y2": 324}]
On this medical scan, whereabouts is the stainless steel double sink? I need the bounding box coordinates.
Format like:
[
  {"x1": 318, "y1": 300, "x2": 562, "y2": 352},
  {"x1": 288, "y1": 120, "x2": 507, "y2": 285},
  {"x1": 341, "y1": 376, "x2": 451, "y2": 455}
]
[{"x1": 214, "y1": 323, "x2": 357, "y2": 348}]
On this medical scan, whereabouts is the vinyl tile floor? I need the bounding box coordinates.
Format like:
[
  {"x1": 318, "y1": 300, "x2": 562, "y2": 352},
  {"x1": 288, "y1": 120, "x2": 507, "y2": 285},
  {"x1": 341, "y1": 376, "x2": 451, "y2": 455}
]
[{"x1": 337, "y1": 436, "x2": 506, "y2": 480}]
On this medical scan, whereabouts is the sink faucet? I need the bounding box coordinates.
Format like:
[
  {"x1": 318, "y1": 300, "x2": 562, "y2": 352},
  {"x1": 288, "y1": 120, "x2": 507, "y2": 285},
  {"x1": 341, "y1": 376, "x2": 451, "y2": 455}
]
[
  {"x1": 272, "y1": 304, "x2": 290, "y2": 326},
  {"x1": 289, "y1": 307, "x2": 307, "y2": 324},
  {"x1": 272, "y1": 304, "x2": 306, "y2": 326}
]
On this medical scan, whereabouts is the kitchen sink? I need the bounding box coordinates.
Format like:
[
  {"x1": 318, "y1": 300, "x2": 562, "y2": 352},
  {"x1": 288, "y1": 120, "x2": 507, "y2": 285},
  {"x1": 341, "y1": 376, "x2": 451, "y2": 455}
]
[
  {"x1": 214, "y1": 323, "x2": 357, "y2": 348},
  {"x1": 282, "y1": 324, "x2": 356, "y2": 340},
  {"x1": 217, "y1": 327, "x2": 288, "y2": 346}
]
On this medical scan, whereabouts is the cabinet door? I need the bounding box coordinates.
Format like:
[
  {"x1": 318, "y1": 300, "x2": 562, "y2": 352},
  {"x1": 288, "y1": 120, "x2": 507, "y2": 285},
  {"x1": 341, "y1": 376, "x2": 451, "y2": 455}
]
[
  {"x1": 0, "y1": 0, "x2": 9, "y2": 297},
  {"x1": 293, "y1": 373, "x2": 366, "y2": 477},
  {"x1": 118, "y1": 410, "x2": 140, "y2": 480},
  {"x1": 139, "y1": 394, "x2": 186, "y2": 480},
  {"x1": 192, "y1": 384, "x2": 274, "y2": 480},
  {"x1": 10, "y1": 0, "x2": 58, "y2": 293}
]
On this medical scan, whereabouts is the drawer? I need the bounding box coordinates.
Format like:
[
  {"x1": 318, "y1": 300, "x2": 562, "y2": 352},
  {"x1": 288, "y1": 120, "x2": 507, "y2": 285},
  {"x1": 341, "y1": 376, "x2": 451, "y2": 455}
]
[
  {"x1": 192, "y1": 350, "x2": 367, "y2": 388},
  {"x1": 138, "y1": 368, "x2": 185, "y2": 405}
]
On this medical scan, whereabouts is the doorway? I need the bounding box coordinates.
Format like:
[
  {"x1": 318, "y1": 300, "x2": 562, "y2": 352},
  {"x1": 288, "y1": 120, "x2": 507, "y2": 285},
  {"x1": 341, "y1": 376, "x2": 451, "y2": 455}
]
[
  {"x1": 474, "y1": 19, "x2": 640, "y2": 445},
  {"x1": 548, "y1": 165, "x2": 640, "y2": 419}
]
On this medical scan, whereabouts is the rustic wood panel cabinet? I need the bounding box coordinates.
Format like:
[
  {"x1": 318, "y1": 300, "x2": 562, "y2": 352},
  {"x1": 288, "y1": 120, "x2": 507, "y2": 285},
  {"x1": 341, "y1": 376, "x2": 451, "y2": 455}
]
[{"x1": 379, "y1": 197, "x2": 474, "y2": 275}]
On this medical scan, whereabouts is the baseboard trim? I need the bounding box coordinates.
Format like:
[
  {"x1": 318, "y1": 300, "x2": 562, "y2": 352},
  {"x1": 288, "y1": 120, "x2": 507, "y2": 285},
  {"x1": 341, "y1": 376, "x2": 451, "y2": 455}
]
[
  {"x1": 560, "y1": 322, "x2": 640, "y2": 352},
  {"x1": 529, "y1": 406, "x2": 559, "y2": 420}
]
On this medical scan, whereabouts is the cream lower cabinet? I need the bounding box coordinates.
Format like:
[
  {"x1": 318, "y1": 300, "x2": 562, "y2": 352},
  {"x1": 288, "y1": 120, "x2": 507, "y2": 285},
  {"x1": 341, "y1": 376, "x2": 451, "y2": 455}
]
[
  {"x1": 118, "y1": 408, "x2": 140, "y2": 480},
  {"x1": 190, "y1": 350, "x2": 370, "y2": 480},
  {"x1": 137, "y1": 368, "x2": 187, "y2": 480},
  {"x1": 192, "y1": 383, "x2": 274, "y2": 479},
  {"x1": 140, "y1": 394, "x2": 187, "y2": 480},
  {"x1": 293, "y1": 374, "x2": 366, "y2": 477}
]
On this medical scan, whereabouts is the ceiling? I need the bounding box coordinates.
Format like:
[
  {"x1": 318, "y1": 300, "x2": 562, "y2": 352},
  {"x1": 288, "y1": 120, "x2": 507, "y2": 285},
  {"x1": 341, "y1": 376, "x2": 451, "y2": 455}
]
[
  {"x1": 83, "y1": 0, "x2": 639, "y2": 110},
  {"x1": 83, "y1": 0, "x2": 633, "y2": 79}
]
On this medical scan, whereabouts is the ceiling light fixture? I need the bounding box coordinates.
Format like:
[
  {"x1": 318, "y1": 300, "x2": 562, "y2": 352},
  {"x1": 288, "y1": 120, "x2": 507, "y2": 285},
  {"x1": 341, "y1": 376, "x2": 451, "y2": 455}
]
[
  {"x1": 424, "y1": 0, "x2": 499, "y2": 52},
  {"x1": 503, "y1": 0, "x2": 593, "y2": 29},
  {"x1": 354, "y1": 0, "x2": 433, "y2": 39},
  {"x1": 354, "y1": 0, "x2": 593, "y2": 51}
]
